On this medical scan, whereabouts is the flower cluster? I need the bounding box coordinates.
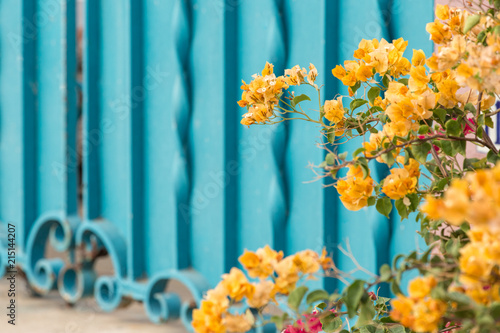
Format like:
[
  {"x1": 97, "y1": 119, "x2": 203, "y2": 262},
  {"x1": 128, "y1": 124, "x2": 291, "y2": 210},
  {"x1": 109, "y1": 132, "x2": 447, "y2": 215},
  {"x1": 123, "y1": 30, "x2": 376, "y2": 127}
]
[
  {"x1": 421, "y1": 163, "x2": 500, "y2": 227},
  {"x1": 222, "y1": 2, "x2": 500, "y2": 332},
  {"x1": 238, "y1": 63, "x2": 318, "y2": 126},
  {"x1": 458, "y1": 228, "x2": 500, "y2": 305},
  {"x1": 381, "y1": 157, "x2": 420, "y2": 200},
  {"x1": 427, "y1": 4, "x2": 500, "y2": 94},
  {"x1": 421, "y1": 164, "x2": 500, "y2": 306},
  {"x1": 192, "y1": 247, "x2": 332, "y2": 333},
  {"x1": 332, "y1": 38, "x2": 410, "y2": 87},
  {"x1": 335, "y1": 165, "x2": 374, "y2": 211},
  {"x1": 391, "y1": 276, "x2": 447, "y2": 333}
]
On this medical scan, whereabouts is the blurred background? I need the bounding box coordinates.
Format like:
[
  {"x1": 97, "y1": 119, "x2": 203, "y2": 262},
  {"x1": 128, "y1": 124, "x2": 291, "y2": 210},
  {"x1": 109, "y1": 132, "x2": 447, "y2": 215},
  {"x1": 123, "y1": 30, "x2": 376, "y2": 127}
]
[{"x1": 0, "y1": 0, "x2": 437, "y2": 331}]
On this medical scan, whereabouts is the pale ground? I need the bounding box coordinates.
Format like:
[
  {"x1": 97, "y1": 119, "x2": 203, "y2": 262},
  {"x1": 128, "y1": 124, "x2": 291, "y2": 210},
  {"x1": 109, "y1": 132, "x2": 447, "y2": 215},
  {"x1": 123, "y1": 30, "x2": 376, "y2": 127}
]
[{"x1": 0, "y1": 278, "x2": 188, "y2": 333}]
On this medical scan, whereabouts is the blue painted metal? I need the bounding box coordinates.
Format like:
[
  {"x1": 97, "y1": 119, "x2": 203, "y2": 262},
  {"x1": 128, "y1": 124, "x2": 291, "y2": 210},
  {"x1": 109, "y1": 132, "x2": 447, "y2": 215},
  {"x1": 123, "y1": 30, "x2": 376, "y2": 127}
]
[{"x1": 0, "y1": 0, "x2": 434, "y2": 330}]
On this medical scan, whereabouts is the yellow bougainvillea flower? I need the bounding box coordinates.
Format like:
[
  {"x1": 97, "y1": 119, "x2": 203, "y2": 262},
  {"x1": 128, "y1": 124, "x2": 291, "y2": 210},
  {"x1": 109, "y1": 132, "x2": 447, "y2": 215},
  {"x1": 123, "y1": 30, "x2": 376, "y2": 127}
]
[
  {"x1": 324, "y1": 97, "x2": 344, "y2": 123},
  {"x1": 457, "y1": 227, "x2": 500, "y2": 305},
  {"x1": 285, "y1": 65, "x2": 307, "y2": 86},
  {"x1": 421, "y1": 163, "x2": 500, "y2": 227},
  {"x1": 293, "y1": 250, "x2": 321, "y2": 275},
  {"x1": 435, "y1": 4, "x2": 450, "y2": 20},
  {"x1": 319, "y1": 248, "x2": 334, "y2": 271},
  {"x1": 411, "y1": 298, "x2": 447, "y2": 333},
  {"x1": 336, "y1": 165, "x2": 374, "y2": 211},
  {"x1": 223, "y1": 313, "x2": 253, "y2": 333},
  {"x1": 274, "y1": 256, "x2": 300, "y2": 295},
  {"x1": 238, "y1": 245, "x2": 283, "y2": 279},
  {"x1": 411, "y1": 49, "x2": 426, "y2": 67},
  {"x1": 192, "y1": 300, "x2": 227, "y2": 333},
  {"x1": 381, "y1": 168, "x2": 418, "y2": 200},
  {"x1": 408, "y1": 65, "x2": 429, "y2": 93},
  {"x1": 426, "y1": 19, "x2": 452, "y2": 44},
  {"x1": 221, "y1": 268, "x2": 255, "y2": 302},
  {"x1": 355, "y1": 63, "x2": 374, "y2": 81},
  {"x1": 331, "y1": 65, "x2": 346, "y2": 80},
  {"x1": 391, "y1": 275, "x2": 446, "y2": 333},
  {"x1": 247, "y1": 280, "x2": 275, "y2": 308},
  {"x1": 408, "y1": 276, "x2": 437, "y2": 299},
  {"x1": 261, "y1": 61, "x2": 274, "y2": 76},
  {"x1": 436, "y1": 76, "x2": 459, "y2": 108},
  {"x1": 307, "y1": 63, "x2": 318, "y2": 85}
]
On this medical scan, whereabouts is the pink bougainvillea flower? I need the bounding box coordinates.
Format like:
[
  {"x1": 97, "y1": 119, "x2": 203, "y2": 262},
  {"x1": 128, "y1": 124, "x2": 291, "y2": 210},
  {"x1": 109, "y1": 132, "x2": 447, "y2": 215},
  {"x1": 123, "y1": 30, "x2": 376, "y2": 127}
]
[{"x1": 463, "y1": 117, "x2": 475, "y2": 135}]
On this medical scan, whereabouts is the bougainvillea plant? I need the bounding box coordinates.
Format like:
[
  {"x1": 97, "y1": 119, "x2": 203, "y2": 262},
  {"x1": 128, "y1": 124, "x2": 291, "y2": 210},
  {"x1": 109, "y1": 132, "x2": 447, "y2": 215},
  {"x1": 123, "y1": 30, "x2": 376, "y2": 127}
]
[{"x1": 192, "y1": 2, "x2": 500, "y2": 333}]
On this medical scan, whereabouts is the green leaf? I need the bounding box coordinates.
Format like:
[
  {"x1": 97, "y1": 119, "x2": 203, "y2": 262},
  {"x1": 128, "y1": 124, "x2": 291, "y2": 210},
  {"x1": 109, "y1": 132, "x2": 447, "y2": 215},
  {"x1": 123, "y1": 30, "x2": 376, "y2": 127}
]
[
  {"x1": 353, "y1": 147, "x2": 366, "y2": 157},
  {"x1": 486, "y1": 116, "x2": 494, "y2": 128},
  {"x1": 463, "y1": 157, "x2": 480, "y2": 170},
  {"x1": 388, "y1": 325, "x2": 406, "y2": 333},
  {"x1": 380, "y1": 151, "x2": 395, "y2": 166},
  {"x1": 350, "y1": 99, "x2": 369, "y2": 112},
  {"x1": 452, "y1": 140, "x2": 466, "y2": 155},
  {"x1": 357, "y1": 157, "x2": 370, "y2": 179},
  {"x1": 292, "y1": 94, "x2": 311, "y2": 107},
  {"x1": 463, "y1": 14, "x2": 481, "y2": 33},
  {"x1": 398, "y1": 78, "x2": 409, "y2": 85},
  {"x1": 376, "y1": 197, "x2": 393, "y2": 218},
  {"x1": 433, "y1": 108, "x2": 447, "y2": 123},
  {"x1": 411, "y1": 142, "x2": 431, "y2": 164},
  {"x1": 439, "y1": 140, "x2": 455, "y2": 157},
  {"x1": 359, "y1": 326, "x2": 377, "y2": 333},
  {"x1": 445, "y1": 119, "x2": 461, "y2": 136},
  {"x1": 325, "y1": 153, "x2": 336, "y2": 165},
  {"x1": 487, "y1": 150, "x2": 500, "y2": 164},
  {"x1": 356, "y1": 301, "x2": 376, "y2": 327},
  {"x1": 418, "y1": 125, "x2": 429, "y2": 135},
  {"x1": 445, "y1": 292, "x2": 471, "y2": 305},
  {"x1": 464, "y1": 102, "x2": 476, "y2": 114},
  {"x1": 367, "y1": 196, "x2": 376, "y2": 207},
  {"x1": 344, "y1": 280, "x2": 365, "y2": 318},
  {"x1": 382, "y1": 75, "x2": 390, "y2": 88},
  {"x1": 490, "y1": 302, "x2": 500, "y2": 318},
  {"x1": 445, "y1": 238, "x2": 460, "y2": 257},
  {"x1": 288, "y1": 286, "x2": 308, "y2": 311},
  {"x1": 320, "y1": 313, "x2": 342, "y2": 332},
  {"x1": 270, "y1": 314, "x2": 288, "y2": 330},
  {"x1": 420, "y1": 244, "x2": 436, "y2": 263},
  {"x1": 395, "y1": 199, "x2": 409, "y2": 220},
  {"x1": 306, "y1": 289, "x2": 330, "y2": 304},
  {"x1": 327, "y1": 129, "x2": 336, "y2": 144},
  {"x1": 338, "y1": 151, "x2": 348, "y2": 161},
  {"x1": 367, "y1": 87, "x2": 380, "y2": 104},
  {"x1": 316, "y1": 302, "x2": 327, "y2": 310},
  {"x1": 407, "y1": 193, "x2": 420, "y2": 211},
  {"x1": 350, "y1": 81, "x2": 361, "y2": 95},
  {"x1": 379, "y1": 263, "x2": 392, "y2": 282},
  {"x1": 390, "y1": 280, "x2": 403, "y2": 295}
]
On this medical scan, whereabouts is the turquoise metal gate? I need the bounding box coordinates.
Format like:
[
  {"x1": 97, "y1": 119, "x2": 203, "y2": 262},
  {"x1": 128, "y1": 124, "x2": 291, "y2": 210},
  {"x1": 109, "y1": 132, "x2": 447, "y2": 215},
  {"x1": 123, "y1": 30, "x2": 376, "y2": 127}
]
[{"x1": 0, "y1": 0, "x2": 433, "y2": 329}]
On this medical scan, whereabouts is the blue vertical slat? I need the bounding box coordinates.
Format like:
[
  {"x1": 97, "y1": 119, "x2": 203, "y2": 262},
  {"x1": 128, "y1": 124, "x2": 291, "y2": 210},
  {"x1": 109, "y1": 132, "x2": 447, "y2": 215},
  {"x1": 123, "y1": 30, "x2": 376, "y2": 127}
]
[
  {"x1": 0, "y1": 0, "x2": 38, "y2": 251},
  {"x1": 95, "y1": 0, "x2": 145, "y2": 279},
  {"x1": 130, "y1": 0, "x2": 145, "y2": 281},
  {"x1": 282, "y1": 0, "x2": 338, "y2": 291},
  {"x1": 83, "y1": 0, "x2": 101, "y2": 221},
  {"x1": 36, "y1": 0, "x2": 77, "y2": 216},
  {"x1": 143, "y1": 0, "x2": 191, "y2": 275},
  {"x1": 189, "y1": 0, "x2": 238, "y2": 286},
  {"x1": 237, "y1": 0, "x2": 288, "y2": 256}
]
